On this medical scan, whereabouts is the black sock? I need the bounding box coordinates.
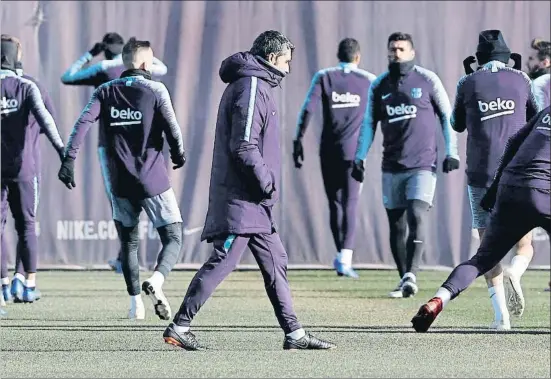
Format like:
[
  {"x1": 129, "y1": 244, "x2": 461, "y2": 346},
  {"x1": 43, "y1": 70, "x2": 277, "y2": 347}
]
[
  {"x1": 155, "y1": 222, "x2": 183, "y2": 277},
  {"x1": 386, "y1": 208, "x2": 407, "y2": 279},
  {"x1": 115, "y1": 221, "x2": 141, "y2": 296},
  {"x1": 405, "y1": 200, "x2": 430, "y2": 276}
]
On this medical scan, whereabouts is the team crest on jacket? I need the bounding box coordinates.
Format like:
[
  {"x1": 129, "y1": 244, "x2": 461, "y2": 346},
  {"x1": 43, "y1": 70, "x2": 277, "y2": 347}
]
[{"x1": 411, "y1": 88, "x2": 422, "y2": 99}]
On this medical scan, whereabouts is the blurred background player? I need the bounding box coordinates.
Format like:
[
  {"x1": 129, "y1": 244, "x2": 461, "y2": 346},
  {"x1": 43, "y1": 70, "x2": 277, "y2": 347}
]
[
  {"x1": 164, "y1": 31, "x2": 335, "y2": 351},
  {"x1": 451, "y1": 30, "x2": 540, "y2": 330},
  {"x1": 412, "y1": 106, "x2": 551, "y2": 333},
  {"x1": 528, "y1": 39, "x2": 550, "y2": 111},
  {"x1": 352, "y1": 32, "x2": 460, "y2": 298},
  {"x1": 1, "y1": 36, "x2": 57, "y2": 304},
  {"x1": 58, "y1": 38, "x2": 186, "y2": 320},
  {"x1": 1, "y1": 34, "x2": 65, "y2": 304},
  {"x1": 60, "y1": 32, "x2": 169, "y2": 274},
  {"x1": 293, "y1": 38, "x2": 376, "y2": 278}
]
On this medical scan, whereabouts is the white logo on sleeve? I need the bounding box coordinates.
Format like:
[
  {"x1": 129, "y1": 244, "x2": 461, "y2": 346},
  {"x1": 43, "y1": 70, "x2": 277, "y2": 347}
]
[
  {"x1": 0, "y1": 97, "x2": 19, "y2": 115},
  {"x1": 537, "y1": 113, "x2": 551, "y2": 132},
  {"x1": 110, "y1": 106, "x2": 143, "y2": 126},
  {"x1": 331, "y1": 91, "x2": 361, "y2": 109},
  {"x1": 478, "y1": 98, "x2": 515, "y2": 121},
  {"x1": 386, "y1": 104, "x2": 417, "y2": 123}
]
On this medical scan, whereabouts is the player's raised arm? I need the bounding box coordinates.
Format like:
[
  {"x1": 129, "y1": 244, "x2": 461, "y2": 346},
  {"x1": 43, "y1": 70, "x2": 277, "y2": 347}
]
[{"x1": 151, "y1": 56, "x2": 168, "y2": 77}]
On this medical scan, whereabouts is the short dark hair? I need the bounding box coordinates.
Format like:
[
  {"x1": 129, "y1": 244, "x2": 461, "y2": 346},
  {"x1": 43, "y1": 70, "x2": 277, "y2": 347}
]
[
  {"x1": 387, "y1": 32, "x2": 414, "y2": 49},
  {"x1": 103, "y1": 32, "x2": 125, "y2": 46},
  {"x1": 250, "y1": 30, "x2": 295, "y2": 60},
  {"x1": 122, "y1": 37, "x2": 152, "y2": 65},
  {"x1": 337, "y1": 38, "x2": 360, "y2": 63},
  {"x1": 531, "y1": 38, "x2": 551, "y2": 61}
]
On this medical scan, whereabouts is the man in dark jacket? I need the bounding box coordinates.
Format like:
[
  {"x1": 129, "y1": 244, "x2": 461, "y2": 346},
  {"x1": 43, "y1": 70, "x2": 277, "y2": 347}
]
[{"x1": 163, "y1": 30, "x2": 335, "y2": 351}]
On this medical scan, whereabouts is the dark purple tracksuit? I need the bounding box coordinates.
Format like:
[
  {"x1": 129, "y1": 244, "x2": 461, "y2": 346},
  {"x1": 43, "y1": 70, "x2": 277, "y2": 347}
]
[
  {"x1": 443, "y1": 107, "x2": 551, "y2": 298},
  {"x1": 173, "y1": 52, "x2": 302, "y2": 334},
  {"x1": 1, "y1": 69, "x2": 64, "y2": 274},
  {"x1": 296, "y1": 63, "x2": 376, "y2": 251},
  {"x1": 2, "y1": 72, "x2": 58, "y2": 278},
  {"x1": 451, "y1": 61, "x2": 539, "y2": 188}
]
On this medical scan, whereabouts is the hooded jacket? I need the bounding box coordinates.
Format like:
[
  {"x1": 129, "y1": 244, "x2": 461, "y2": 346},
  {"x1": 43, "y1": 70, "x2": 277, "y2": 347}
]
[{"x1": 201, "y1": 52, "x2": 285, "y2": 241}]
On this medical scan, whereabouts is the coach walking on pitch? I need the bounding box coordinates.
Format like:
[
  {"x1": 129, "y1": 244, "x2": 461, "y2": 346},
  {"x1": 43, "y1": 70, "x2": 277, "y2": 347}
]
[{"x1": 163, "y1": 30, "x2": 335, "y2": 351}]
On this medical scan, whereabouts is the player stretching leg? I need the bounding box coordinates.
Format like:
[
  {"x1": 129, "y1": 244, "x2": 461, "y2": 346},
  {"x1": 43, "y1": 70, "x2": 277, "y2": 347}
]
[
  {"x1": 293, "y1": 38, "x2": 376, "y2": 278},
  {"x1": 60, "y1": 33, "x2": 168, "y2": 274},
  {"x1": 58, "y1": 39, "x2": 186, "y2": 320},
  {"x1": 164, "y1": 31, "x2": 335, "y2": 351},
  {"x1": 452, "y1": 30, "x2": 540, "y2": 328},
  {"x1": 412, "y1": 107, "x2": 550, "y2": 332},
  {"x1": 352, "y1": 32, "x2": 460, "y2": 298},
  {"x1": 1, "y1": 35, "x2": 65, "y2": 303}
]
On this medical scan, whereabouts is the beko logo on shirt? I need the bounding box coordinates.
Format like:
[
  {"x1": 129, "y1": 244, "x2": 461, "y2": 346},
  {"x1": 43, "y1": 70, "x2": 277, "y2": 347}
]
[
  {"x1": 0, "y1": 97, "x2": 19, "y2": 114},
  {"x1": 331, "y1": 91, "x2": 361, "y2": 108},
  {"x1": 478, "y1": 98, "x2": 515, "y2": 121},
  {"x1": 110, "y1": 106, "x2": 143, "y2": 126},
  {"x1": 386, "y1": 104, "x2": 417, "y2": 123}
]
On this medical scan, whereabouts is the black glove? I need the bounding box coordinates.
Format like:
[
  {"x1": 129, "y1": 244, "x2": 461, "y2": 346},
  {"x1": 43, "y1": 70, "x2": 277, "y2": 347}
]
[
  {"x1": 442, "y1": 156, "x2": 460, "y2": 173},
  {"x1": 58, "y1": 157, "x2": 76, "y2": 189},
  {"x1": 292, "y1": 140, "x2": 304, "y2": 168},
  {"x1": 351, "y1": 159, "x2": 365, "y2": 182},
  {"x1": 463, "y1": 56, "x2": 476, "y2": 75},
  {"x1": 88, "y1": 42, "x2": 105, "y2": 57},
  {"x1": 172, "y1": 152, "x2": 186, "y2": 170},
  {"x1": 480, "y1": 183, "x2": 499, "y2": 212},
  {"x1": 510, "y1": 53, "x2": 522, "y2": 70}
]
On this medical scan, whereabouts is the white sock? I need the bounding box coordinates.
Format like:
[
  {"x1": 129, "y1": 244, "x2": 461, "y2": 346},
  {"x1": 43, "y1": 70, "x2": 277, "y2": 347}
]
[
  {"x1": 148, "y1": 271, "x2": 165, "y2": 288},
  {"x1": 25, "y1": 278, "x2": 36, "y2": 288},
  {"x1": 340, "y1": 249, "x2": 353, "y2": 266},
  {"x1": 287, "y1": 328, "x2": 306, "y2": 340},
  {"x1": 1, "y1": 277, "x2": 9, "y2": 286},
  {"x1": 509, "y1": 255, "x2": 530, "y2": 278},
  {"x1": 488, "y1": 285, "x2": 509, "y2": 322},
  {"x1": 14, "y1": 273, "x2": 25, "y2": 283},
  {"x1": 434, "y1": 287, "x2": 452, "y2": 307},
  {"x1": 173, "y1": 324, "x2": 190, "y2": 334},
  {"x1": 403, "y1": 272, "x2": 416, "y2": 283},
  {"x1": 131, "y1": 294, "x2": 143, "y2": 309}
]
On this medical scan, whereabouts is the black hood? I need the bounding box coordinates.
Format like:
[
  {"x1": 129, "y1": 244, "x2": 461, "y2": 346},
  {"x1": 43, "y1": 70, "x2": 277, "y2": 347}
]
[{"x1": 219, "y1": 52, "x2": 285, "y2": 87}]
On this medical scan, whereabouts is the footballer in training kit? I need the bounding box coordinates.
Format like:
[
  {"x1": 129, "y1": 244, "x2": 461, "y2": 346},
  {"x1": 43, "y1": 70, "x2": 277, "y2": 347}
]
[
  {"x1": 164, "y1": 31, "x2": 335, "y2": 351},
  {"x1": 294, "y1": 38, "x2": 376, "y2": 278},
  {"x1": 58, "y1": 39, "x2": 186, "y2": 321},
  {"x1": 1, "y1": 35, "x2": 65, "y2": 304},
  {"x1": 412, "y1": 106, "x2": 551, "y2": 333},
  {"x1": 60, "y1": 32, "x2": 169, "y2": 274},
  {"x1": 353, "y1": 32, "x2": 460, "y2": 298},
  {"x1": 451, "y1": 29, "x2": 540, "y2": 330}
]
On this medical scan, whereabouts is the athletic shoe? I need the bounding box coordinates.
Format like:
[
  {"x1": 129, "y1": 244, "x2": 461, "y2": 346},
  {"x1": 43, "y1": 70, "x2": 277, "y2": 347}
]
[
  {"x1": 2, "y1": 284, "x2": 11, "y2": 302},
  {"x1": 10, "y1": 278, "x2": 24, "y2": 303},
  {"x1": 411, "y1": 297, "x2": 443, "y2": 332},
  {"x1": 504, "y1": 269, "x2": 525, "y2": 317},
  {"x1": 283, "y1": 333, "x2": 336, "y2": 350},
  {"x1": 402, "y1": 276, "x2": 419, "y2": 298},
  {"x1": 163, "y1": 323, "x2": 204, "y2": 351},
  {"x1": 142, "y1": 280, "x2": 171, "y2": 320},
  {"x1": 489, "y1": 319, "x2": 511, "y2": 331},
  {"x1": 333, "y1": 258, "x2": 359, "y2": 278},
  {"x1": 108, "y1": 258, "x2": 123, "y2": 274},
  {"x1": 22, "y1": 287, "x2": 39, "y2": 303}
]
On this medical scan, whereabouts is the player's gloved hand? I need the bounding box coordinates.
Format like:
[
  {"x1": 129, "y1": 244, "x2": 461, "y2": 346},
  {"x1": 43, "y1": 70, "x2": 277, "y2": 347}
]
[
  {"x1": 88, "y1": 42, "x2": 105, "y2": 57},
  {"x1": 480, "y1": 182, "x2": 498, "y2": 212},
  {"x1": 172, "y1": 152, "x2": 186, "y2": 170},
  {"x1": 58, "y1": 157, "x2": 76, "y2": 189},
  {"x1": 292, "y1": 140, "x2": 304, "y2": 168},
  {"x1": 510, "y1": 53, "x2": 522, "y2": 70},
  {"x1": 351, "y1": 159, "x2": 365, "y2": 182},
  {"x1": 442, "y1": 156, "x2": 460, "y2": 173},
  {"x1": 462, "y1": 56, "x2": 476, "y2": 75}
]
